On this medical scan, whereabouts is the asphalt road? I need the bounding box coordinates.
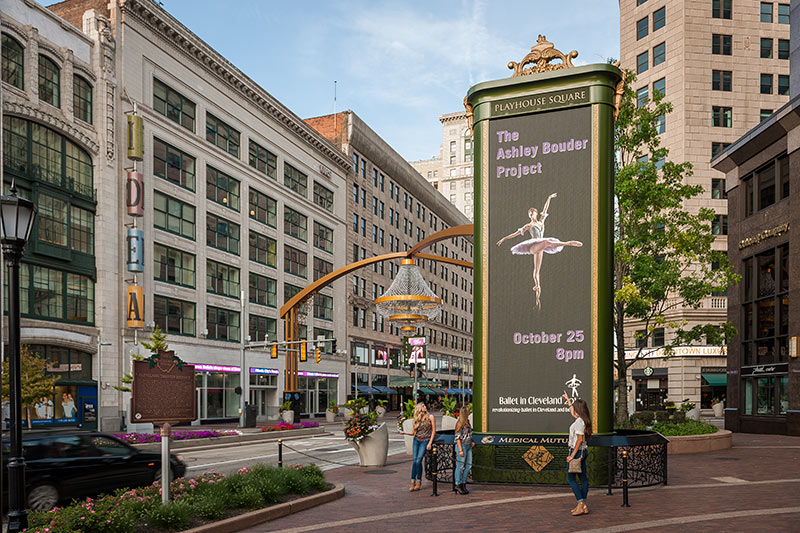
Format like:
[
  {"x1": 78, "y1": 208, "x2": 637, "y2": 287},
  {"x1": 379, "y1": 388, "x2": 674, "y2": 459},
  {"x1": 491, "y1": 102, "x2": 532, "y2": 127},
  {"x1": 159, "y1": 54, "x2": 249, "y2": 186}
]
[{"x1": 181, "y1": 424, "x2": 408, "y2": 476}]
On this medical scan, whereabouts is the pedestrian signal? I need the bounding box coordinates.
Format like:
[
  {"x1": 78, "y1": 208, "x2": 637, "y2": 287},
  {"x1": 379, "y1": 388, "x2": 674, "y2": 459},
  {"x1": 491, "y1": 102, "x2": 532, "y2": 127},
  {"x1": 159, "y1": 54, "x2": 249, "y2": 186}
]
[
  {"x1": 315, "y1": 348, "x2": 322, "y2": 364},
  {"x1": 300, "y1": 341, "x2": 307, "y2": 362},
  {"x1": 271, "y1": 344, "x2": 278, "y2": 359}
]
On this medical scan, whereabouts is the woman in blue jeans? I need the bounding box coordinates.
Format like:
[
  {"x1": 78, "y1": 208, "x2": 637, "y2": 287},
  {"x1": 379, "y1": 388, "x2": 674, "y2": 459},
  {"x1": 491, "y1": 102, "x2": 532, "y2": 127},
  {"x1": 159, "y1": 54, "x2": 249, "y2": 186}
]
[
  {"x1": 453, "y1": 406, "x2": 473, "y2": 494},
  {"x1": 408, "y1": 402, "x2": 435, "y2": 491},
  {"x1": 563, "y1": 394, "x2": 592, "y2": 515}
]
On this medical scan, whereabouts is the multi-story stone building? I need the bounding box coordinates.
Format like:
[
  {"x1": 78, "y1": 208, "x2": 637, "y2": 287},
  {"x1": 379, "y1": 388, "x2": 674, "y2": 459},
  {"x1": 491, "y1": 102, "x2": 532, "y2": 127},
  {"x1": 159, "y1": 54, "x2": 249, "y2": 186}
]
[
  {"x1": 19, "y1": 0, "x2": 353, "y2": 428},
  {"x1": 306, "y1": 111, "x2": 474, "y2": 408},
  {"x1": 619, "y1": 0, "x2": 790, "y2": 411},
  {"x1": 409, "y1": 111, "x2": 475, "y2": 221}
]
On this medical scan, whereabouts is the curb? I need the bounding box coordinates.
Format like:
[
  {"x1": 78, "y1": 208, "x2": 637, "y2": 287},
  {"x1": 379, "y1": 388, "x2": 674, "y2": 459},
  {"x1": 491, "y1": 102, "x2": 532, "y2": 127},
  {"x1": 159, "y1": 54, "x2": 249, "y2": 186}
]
[
  {"x1": 131, "y1": 427, "x2": 328, "y2": 452},
  {"x1": 184, "y1": 483, "x2": 345, "y2": 533}
]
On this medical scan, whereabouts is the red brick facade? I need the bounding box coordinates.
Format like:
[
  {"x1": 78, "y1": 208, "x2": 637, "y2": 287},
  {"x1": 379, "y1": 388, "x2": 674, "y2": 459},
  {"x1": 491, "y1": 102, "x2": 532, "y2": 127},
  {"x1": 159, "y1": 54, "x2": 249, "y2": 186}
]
[{"x1": 47, "y1": 0, "x2": 109, "y2": 30}]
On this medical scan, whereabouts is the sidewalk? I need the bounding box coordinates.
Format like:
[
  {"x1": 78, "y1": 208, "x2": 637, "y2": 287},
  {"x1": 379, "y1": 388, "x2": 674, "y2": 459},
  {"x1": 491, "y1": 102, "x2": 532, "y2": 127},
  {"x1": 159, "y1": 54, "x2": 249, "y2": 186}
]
[{"x1": 251, "y1": 433, "x2": 800, "y2": 532}]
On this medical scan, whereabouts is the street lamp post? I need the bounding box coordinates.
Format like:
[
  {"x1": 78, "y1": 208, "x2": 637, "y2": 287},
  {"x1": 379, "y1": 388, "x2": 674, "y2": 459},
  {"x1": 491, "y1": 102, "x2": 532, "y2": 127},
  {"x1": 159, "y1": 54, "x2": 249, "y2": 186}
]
[{"x1": 1, "y1": 186, "x2": 37, "y2": 532}]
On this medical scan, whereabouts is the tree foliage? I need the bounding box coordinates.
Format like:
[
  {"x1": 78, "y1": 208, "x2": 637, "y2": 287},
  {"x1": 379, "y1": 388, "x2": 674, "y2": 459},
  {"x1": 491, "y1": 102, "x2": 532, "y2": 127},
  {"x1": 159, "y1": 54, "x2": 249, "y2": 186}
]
[
  {"x1": 1, "y1": 346, "x2": 58, "y2": 428},
  {"x1": 613, "y1": 70, "x2": 739, "y2": 421},
  {"x1": 114, "y1": 325, "x2": 170, "y2": 392}
]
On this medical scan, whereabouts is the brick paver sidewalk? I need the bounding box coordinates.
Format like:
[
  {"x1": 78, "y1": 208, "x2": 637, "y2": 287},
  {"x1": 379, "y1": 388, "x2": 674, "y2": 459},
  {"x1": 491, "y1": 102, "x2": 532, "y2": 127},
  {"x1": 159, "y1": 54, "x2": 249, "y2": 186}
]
[{"x1": 249, "y1": 433, "x2": 800, "y2": 532}]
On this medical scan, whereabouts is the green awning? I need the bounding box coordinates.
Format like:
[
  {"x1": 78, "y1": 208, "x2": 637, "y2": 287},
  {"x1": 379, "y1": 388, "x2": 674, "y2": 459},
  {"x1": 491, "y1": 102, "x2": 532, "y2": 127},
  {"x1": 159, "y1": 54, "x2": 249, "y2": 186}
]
[
  {"x1": 418, "y1": 387, "x2": 437, "y2": 395},
  {"x1": 389, "y1": 376, "x2": 440, "y2": 387},
  {"x1": 702, "y1": 373, "x2": 727, "y2": 387}
]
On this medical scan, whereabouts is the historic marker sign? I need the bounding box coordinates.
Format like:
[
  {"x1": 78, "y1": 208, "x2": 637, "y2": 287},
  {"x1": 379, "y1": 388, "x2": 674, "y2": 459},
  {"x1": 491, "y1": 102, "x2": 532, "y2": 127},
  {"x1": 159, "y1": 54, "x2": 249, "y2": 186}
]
[
  {"x1": 131, "y1": 351, "x2": 196, "y2": 423},
  {"x1": 467, "y1": 62, "x2": 620, "y2": 437}
]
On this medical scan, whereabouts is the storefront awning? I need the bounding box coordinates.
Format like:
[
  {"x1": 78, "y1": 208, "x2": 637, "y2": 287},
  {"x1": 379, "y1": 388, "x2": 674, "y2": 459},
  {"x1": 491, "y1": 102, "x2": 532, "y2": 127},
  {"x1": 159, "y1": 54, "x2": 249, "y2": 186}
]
[
  {"x1": 389, "y1": 376, "x2": 440, "y2": 387},
  {"x1": 418, "y1": 387, "x2": 437, "y2": 395},
  {"x1": 372, "y1": 385, "x2": 397, "y2": 395},
  {"x1": 356, "y1": 385, "x2": 380, "y2": 394},
  {"x1": 702, "y1": 373, "x2": 727, "y2": 387}
]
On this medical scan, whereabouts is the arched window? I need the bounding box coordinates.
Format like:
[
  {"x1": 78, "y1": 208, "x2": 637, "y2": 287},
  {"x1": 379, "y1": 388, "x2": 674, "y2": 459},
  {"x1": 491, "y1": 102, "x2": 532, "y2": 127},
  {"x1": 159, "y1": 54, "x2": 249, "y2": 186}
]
[
  {"x1": 73, "y1": 75, "x2": 92, "y2": 124},
  {"x1": 2, "y1": 33, "x2": 24, "y2": 89},
  {"x1": 38, "y1": 54, "x2": 60, "y2": 108}
]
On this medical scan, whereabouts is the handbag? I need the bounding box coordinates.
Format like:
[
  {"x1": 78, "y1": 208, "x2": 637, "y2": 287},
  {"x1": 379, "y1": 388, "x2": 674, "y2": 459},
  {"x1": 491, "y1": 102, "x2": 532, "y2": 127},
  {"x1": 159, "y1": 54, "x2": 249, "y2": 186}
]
[{"x1": 568, "y1": 454, "x2": 582, "y2": 473}]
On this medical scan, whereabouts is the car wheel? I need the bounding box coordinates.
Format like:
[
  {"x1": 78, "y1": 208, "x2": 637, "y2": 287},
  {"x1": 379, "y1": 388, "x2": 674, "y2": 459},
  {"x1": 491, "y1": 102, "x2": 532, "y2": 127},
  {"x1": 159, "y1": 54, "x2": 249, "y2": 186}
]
[{"x1": 28, "y1": 483, "x2": 59, "y2": 511}]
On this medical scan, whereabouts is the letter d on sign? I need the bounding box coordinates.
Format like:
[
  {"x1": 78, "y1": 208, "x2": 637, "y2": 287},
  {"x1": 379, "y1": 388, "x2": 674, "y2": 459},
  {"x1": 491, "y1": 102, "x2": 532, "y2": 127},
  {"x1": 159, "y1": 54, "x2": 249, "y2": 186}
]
[
  {"x1": 127, "y1": 171, "x2": 144, "y2": 216},
  {"x1": 127, "y1": 286, "x2": 144, "y2": 328}
]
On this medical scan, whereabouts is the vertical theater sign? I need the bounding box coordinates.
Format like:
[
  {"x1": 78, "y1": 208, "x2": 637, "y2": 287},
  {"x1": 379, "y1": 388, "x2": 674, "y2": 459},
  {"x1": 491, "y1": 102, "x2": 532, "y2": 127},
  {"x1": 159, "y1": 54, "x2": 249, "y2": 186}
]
[
  {"x1": 126, "y1": 110, "x2": 145, "y2": 328},
  {"x1": 467, "y1": 37, "x2": 621, "y2": 482}
]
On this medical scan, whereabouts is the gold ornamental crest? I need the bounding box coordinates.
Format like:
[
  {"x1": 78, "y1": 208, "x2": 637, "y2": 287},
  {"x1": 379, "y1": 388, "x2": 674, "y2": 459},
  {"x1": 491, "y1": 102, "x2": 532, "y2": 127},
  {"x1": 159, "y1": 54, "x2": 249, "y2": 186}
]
[{"x1": 522, "y1": 445, "x2": 554, "y2": 472}]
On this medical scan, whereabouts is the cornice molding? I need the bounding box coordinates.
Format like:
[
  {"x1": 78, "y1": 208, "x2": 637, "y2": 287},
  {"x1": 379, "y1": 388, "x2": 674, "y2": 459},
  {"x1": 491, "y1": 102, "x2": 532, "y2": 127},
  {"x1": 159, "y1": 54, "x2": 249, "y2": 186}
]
[
  {"x1": 3, "y1": 98, "x2": 100, "y2": 154},
  {"x1": 119, "y1": 0, "x2": 350, "y2": 174}
]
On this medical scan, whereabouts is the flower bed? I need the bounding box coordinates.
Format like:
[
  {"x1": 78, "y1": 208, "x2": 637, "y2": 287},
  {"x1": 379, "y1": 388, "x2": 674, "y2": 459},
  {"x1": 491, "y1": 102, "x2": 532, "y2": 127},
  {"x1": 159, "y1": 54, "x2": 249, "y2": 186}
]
[
  {"x1": 260, "y1": 421, "x2": 319, "y2": 432},
  {"x1": 636, "y1": 419, "x2": 718, "y2": 436},
  {"x1": 114, "y1": 430, "x2": 239, "y2": 444},
  {"x1": 25, "y1": 464, "x2": 327, "y2": 533}
]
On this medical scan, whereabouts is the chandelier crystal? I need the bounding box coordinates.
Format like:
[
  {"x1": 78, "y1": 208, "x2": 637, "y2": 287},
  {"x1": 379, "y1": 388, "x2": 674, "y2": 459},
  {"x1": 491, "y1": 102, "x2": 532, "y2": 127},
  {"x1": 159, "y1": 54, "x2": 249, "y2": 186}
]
[{"x1": 375, "y1": 258, "x2": 442, "y2": 333}]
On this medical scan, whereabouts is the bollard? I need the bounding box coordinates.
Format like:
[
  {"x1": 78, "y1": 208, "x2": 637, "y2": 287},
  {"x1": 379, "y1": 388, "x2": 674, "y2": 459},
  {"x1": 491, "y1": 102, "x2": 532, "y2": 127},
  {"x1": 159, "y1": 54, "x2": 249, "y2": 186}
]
[
  {"x1": 278, "y1": 439, "x2": 283, "y2": 468},
  {"x1": 621, "y1": 449, "x2": 631, "y2": 507},
  {"x1": 160, "y1": 422, "x2": 171, "y2": 505},
  {"x1": 431, "y1": 446, "x2": 439, "y2": 496}
]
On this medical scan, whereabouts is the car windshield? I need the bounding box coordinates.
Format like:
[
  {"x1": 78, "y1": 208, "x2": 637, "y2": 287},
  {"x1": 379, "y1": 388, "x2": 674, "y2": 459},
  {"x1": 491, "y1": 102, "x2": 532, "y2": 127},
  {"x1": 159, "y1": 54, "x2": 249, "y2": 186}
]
[{"x1": 90, "y1": 435, "x2": 131, "y2": 456}]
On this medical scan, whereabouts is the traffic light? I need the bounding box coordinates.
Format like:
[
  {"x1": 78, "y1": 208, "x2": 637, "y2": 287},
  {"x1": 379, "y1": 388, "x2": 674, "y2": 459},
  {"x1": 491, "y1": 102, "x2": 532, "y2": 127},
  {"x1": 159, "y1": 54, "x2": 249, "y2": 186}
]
[
  {"x1": 331, "y1": 339, "x2": 337, "y2": 354},
  {"x1": 271, "y1": 343, "x2": 278, "y2": 359},
  {"x1": 315, "y1": 348, "x2": 322, "y2": 364},
  {"x1": 300, "y1": 341, "x2": 307, "y2": 362}
]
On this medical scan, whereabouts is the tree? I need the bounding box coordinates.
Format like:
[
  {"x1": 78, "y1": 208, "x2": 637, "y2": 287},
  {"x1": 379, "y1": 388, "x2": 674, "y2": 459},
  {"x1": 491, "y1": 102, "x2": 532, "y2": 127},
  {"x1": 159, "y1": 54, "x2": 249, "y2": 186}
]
[
  {"x1": 1, "y1": 346, "x2": 58, "y2": 429},
  {"x1": 613, "y1": 70, "x2": 739, "y2": 423},
  {"x1": 114, "y1": 325, "x2": 170, "y2": 392}
]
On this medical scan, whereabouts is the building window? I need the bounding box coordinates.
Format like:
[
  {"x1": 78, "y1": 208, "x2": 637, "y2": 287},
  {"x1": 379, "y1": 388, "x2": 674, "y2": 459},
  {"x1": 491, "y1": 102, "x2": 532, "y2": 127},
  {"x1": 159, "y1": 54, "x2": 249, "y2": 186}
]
[
  {"x1": 2, "y1": 34, "x2": 24, "y2": 89},
  {"x1": 314, "y1": 294, "x2": 333, "y2": 320},
  {"x1": 207, "y1": 259, "x2": 240, "y2": 298},
  {"x1": 761, "y1": 73, "x2": 773, "y2": 94},
  {"x1": 284, "y1": 163, "x2": 308, "y2": 197},
  {"x1": 741, "y1": 245, "x2": 789, "y2": 368},
  {"x1": 712, "y1": 34, "x2": 732, "y2": 55},
  {"x1": 449, "y1": 140, "x2": 456, "y2": 152},
  {"x1": 760, "y1": 38, "x2": 773, "y2": 58},
  {"x1": 249, "y1": 272, "x2": 276, "y2": 307},
  {"x1": 250, "y1": 315, "x2": 277, "y2": 343},
  {"x1": 313, "y1": 256, "x2": 333, "y2": 281},
  {"x1": 711, "y1": 142, "x2": 731, "y2": 158},
  {"x1": 313, "y1": 221, "x2": 333, "y2": 253},
  {"x1": 652, "y1": 42, "x2": 666, "y2": 66},
  {"x1": 313, "y1": 182, "x2": 334, "y2": 212},
  {"x1": 248, "y1": 140, "x2": 277, "y2": 179},
  {"x1": 652, "y1": 7, "x2": 665, "y2": 31},
  {"x1": 207, "y1": 306, "x2": 240, "y2": 342},
  {"x1": 778, "y1": 3, "x2": 789, "y2": 23},
  {"x1": 778, "y1": 75, "x2": 790, "y2": 95},
  {"x1": 743, "y1": 154, "x2": 789, "y2": 216},
  {"x1": 636, "y1": 51, "x2": 649, "y2": 73},
  {"x1": 206, "y1": 213, "x2": 240, "y2": 255},
  {"x1": 760, "y1": 2, "x2": 773, "y2": 22},
  {"x1": 153, "y1": 78, "x2": 195, "y2": 131},
  {"x1": 637, "y1": 87, "x2": 648, "y2": 107},
  {"x1": 37, "y1": 193, "x2": 68, "y2": 247},
  {"x1": 712, "y1": 215, "x2": 728, "y2": 235},
  {"x1": 248, "y1": 188, "x2": 277, "y2": 227},
  {"x1": 73, "y1": 76, "x2": 92, "y2": 124},
  {"x1": 760, "y1": 109, "x2": 773, "y2": 121},
  {"x1": 248, "y1": 230, "x2": 276, "y2": 267},
  {"x1": 655, "y1": 114, "x2": 665, "y2": 134},
  {"x1": 153, "y1": 138, "x2": 196, "y2": 191},
  {"x1": 775, "y1": 39, "x2": 789, "y2": 61},
  {"x1": 712, "y1": 70, "x2": 732, "y2": 91},
  {"x1": 653, "y1": 77, "x2": 666, "y2": 97},
  {"x1": 283, "y1": 207, "x2": 307, "y2": 242},
  {"x1": 206, "y1": 166, "x2": 240, "y2": 211},
  {"x1": 154, "y1": 191, "x2": 195, "y2": 240},
  {"x1": 70, "y1": 206, "x2": 93, "y2": 255},
  {"x1": 711, "y1": 179, "x2": 727, "y2": 199},
  {"x1": 154, "y1": 243, "x2": 195, "y2": 287},
  {"x1": 38, "y1": 55, "x2": 60, "y2": 108},
  {"x1": 712, "y1": 0, "x2": 732, "y2": 19},
  {"x1": 652, "y1": 328, "x2": 665, "y2": 346},
  {"x1": 154, "y1": 295, "x2": 195, "y2": 336},
  {"x1": 712, "y1": 106, "x2": 732, "y2": 128},
  {"x1": 284, "y1": 245, "x2": 307, "y2": 278},
  {"x1": 637, "y1": 16, "x2": 648, "y2": 40},
  {"x1": 205, "y1": 113, "x2": 240, "y2": 157},
  {"x1": 284, "y1": 283, "x2": 303, "y2": 305},
  {"x1": 353, "y1": 153, "x2": 358, "y2": 173}
]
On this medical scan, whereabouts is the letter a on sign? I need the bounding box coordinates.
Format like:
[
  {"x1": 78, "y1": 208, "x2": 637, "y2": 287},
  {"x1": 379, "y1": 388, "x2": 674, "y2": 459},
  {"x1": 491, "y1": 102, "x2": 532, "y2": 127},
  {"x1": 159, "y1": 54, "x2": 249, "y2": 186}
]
[{"x1": 127, "y1": 285, "x2": 144, "y2": 328}]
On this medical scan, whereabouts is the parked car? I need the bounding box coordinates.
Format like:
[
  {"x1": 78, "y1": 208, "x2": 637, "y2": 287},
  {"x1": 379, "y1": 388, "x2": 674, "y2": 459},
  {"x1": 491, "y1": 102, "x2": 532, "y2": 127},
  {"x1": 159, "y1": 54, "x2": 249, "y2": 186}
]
[{"x1": 2, "y1": 430, "x2": 186, "y2": 510}]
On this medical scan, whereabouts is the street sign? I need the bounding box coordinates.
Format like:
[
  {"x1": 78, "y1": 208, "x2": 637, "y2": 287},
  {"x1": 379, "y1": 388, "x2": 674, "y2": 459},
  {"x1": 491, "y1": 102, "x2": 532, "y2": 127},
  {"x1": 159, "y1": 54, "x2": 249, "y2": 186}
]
[{"x1": 130, "y1": 350, "x2": 196, "y2": 423}]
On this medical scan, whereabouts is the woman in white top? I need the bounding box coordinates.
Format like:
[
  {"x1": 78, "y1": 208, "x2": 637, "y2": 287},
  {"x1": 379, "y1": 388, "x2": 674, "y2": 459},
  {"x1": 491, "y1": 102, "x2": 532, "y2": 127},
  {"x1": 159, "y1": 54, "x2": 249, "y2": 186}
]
[{"x1": 563, "y1": 393, "x2": 592, "y2": 516}]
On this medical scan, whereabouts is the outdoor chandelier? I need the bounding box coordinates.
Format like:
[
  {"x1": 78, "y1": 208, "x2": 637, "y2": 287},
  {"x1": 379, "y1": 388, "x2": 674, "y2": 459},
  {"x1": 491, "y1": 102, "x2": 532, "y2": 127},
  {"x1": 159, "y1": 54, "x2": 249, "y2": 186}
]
[{"x1": 375, "y1": 258, "x2": 442, "y2": 333}]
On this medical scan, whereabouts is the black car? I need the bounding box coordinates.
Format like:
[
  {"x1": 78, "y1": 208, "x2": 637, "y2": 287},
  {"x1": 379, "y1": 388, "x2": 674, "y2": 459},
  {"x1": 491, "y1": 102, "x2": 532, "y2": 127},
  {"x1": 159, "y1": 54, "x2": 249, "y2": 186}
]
[{"x1": 2, "y1": 431, "x2": 186, "y2": 510}]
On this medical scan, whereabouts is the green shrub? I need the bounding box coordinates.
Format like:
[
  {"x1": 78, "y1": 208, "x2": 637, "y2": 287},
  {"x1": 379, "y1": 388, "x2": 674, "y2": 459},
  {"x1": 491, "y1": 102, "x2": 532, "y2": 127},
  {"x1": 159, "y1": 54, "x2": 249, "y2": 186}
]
[
  {"x1": 654, "y1": 410, "x2": 670, "y2": 423},
  {"x1": 651, "y1": 420, "x2": 717, "y2": 436},
  {"x1": 671, "y1": 410, "x2": 686, "y2": 422},
  {"x1": 630, "y1": 411, "x2": 654, "y2": 426},
  {"x1": 145, "y1": 500, "x2": 192, "y2": 530}
]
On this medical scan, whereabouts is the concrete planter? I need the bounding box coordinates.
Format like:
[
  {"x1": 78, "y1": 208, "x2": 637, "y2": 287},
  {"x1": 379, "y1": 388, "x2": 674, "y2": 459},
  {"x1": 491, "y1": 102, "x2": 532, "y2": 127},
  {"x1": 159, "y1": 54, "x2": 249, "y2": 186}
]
[
  {"x1": 325, "y1": 410, "x2": 337, "y2": 423},
  {"x1": 343, "y1": 408, "x2": 354, "y2": 421},
  {"x1": 667, "y1": 429, "x2": 732, "y2": 454},
  {"x1": 280, "y1": 410, "x2": 294, "y2": 424},
  {"x1": 376, "y1": 406, "x2": 386, "y2": 418},
  {"x1": 402, "y1": 418, "x2": 414, "y2": 455},
  {"x1": 712, "y1": 402, "x2": 724, "y2": 418},
  {"x1": 468, "y1": 413, "x2": 473, "y2": 427},
  {"x1": 440, "y1": 415, "x2": 458, "y2": 431},
  {"x1": 686, "y1": 407, "x2": 701, "y2": 421},
  {"x1": 349, "y1": 422, "x2": 389, "y2": 466}
]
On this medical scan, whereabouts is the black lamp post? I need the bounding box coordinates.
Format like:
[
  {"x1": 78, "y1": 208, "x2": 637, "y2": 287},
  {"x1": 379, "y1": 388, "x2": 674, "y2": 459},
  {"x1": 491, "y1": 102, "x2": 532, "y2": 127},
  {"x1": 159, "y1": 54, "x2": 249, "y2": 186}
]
[{"x1": 1, "y1": 186, "x2": 37, "y2": 532}]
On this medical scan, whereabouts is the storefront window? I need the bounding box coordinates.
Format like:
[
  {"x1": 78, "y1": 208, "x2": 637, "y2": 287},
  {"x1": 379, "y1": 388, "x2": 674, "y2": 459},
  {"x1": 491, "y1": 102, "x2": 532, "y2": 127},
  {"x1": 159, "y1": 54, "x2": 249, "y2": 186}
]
[
  {"x1": 779, "y1": 376, "x2": 789, "y2": 414},
  {"x1": 350, "y1": 343, "x2": 368, "y2": 365},
  {"x1": 756, "y1": 377, "x2": 775, "y2": 415}
]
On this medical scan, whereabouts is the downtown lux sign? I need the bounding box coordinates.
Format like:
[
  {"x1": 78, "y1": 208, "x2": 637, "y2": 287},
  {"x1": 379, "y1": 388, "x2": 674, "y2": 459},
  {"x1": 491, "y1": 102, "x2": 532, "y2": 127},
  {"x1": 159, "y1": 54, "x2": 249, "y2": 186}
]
[{"x1": 467, "y1": 51, "x2": 620, "y2": 439}]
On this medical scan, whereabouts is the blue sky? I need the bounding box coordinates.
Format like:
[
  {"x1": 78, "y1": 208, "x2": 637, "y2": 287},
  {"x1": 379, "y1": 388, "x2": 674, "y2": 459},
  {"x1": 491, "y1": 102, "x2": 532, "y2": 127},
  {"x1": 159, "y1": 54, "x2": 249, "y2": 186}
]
[{"x1": 163, "y1": 1, "x2": 620, "y2": 162}]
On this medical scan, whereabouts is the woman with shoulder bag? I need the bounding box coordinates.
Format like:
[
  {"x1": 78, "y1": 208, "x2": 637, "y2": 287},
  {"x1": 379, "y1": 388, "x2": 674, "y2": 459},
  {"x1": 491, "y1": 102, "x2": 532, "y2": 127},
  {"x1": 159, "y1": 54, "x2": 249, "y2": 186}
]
[
  {"x1": 453, "y1": 406, "x2": 473, "y2": 495},
  {"x1": 407, "y1": 402, "x2": 436, "y2": 491},
  {"x1": 563, "y1": 393, "x2": 592, "y2": 516}
]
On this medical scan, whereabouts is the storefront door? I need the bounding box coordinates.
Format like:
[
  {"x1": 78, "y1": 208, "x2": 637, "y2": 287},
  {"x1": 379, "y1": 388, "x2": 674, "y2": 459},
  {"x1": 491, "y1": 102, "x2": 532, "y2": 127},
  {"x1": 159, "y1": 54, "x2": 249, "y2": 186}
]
[{"x1": 250, "y1": 389, "x2": 268, "y2": 417}]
